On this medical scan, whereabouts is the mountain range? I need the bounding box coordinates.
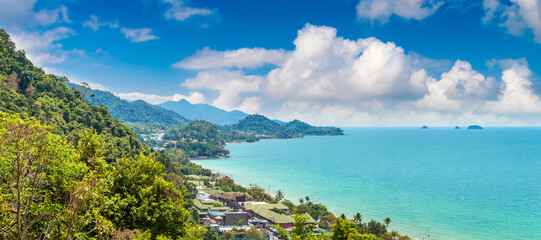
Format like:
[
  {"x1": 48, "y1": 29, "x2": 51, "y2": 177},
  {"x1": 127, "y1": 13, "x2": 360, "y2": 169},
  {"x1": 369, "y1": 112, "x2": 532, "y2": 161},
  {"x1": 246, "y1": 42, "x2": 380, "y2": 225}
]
[{"x1": 159, "y1": 99, "x2": 248, "y2": 125}]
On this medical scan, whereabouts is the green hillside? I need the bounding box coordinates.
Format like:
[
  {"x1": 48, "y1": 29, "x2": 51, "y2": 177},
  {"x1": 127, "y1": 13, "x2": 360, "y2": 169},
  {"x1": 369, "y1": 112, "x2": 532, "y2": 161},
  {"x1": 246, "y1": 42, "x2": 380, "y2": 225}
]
[
  {"x1": 230, "y1": 114, "x2": 344, "y2": 138},
  {"x1": 286, "y1": 119, "x2": 344, "y2": 136},
  {"x1": 0, "y1": 29, "x2": 206, "y2": 239},
  {"x1": 76, "y1": 86, "x2": 190, "y2": 134},
  {"x1": 159, "y1": 99, "x2": 248, "y2": 125},
  {"x1": 163, "y1": 120, "x2": 229, "y2": 158},
  {"x1": 0, "y1": 30, "x2": 142, "y2": 163}
]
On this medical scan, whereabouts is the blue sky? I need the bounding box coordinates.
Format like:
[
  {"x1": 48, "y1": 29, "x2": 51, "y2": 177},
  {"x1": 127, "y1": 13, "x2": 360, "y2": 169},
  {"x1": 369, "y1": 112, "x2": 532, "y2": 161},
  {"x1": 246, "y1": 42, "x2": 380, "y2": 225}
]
[{"x1": 2, "y1": 0, "x2": 541, "y2": 126}]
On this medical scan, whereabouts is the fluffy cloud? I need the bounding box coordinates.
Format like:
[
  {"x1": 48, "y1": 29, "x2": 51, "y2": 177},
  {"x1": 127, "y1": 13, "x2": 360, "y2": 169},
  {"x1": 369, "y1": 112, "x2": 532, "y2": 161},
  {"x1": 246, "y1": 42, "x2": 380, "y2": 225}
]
[
  {"x1": 415, "y1": 60, "x2": 498, "y2": 111},
  {"x1": 356, "y1": 0, "x2": 444, "y2": 23},
  {"x1": 116, "y1": 91, "x2": 205, "y2": 104},
  {"x1": 83, "y1": 15, "x2": 108, "y2": 31},
  {"x1": 120, "y1": 28, "x2": 159, "y2": 43},
  {"x1": 33, "y1": 5, "x2": 71, "y2": 26},
  {"x1": 182, "y1": 70, "x2": 262, "y2": 111},
  {"x1": 173, "y1": 47, "x2": 289, "y2": 70},
  {"x1": 264, "y1": 24, "x2": 427, "y2": 102},
  {"x1": 11, "y1": 27, "x2": 74, "y2": 66},
  {"x1": 178, "y1": 24, "x2": 541, "y2": 126},
  {"x1": 0, "y1": 0, "x2": 70, "y2": 27},
  {"x1": 483, "y1": 0, "x2": 541, "y2": 43},
  {"x1": 162, "y1": 0, "x2": 213, "y2": 21},
  {"x1": 83, "y1": 15, "x2": 120, "y2": 31},
  {"x1": 485, "y1": 60, "x2": 541, "y2": 114}
]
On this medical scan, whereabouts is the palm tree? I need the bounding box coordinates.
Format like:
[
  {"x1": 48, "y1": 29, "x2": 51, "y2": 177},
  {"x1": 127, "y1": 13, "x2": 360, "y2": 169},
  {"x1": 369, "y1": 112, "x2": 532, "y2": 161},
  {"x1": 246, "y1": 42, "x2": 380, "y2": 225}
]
[
  {"x1": 384, "y1": 217, "x2": 391, "y2": 227},
  {"x1": 305, "y1": 196, "x2": 310, "y2": 202},
  {"x1": 299, "y1": 198, "x2": 304, "y2": 204},
  {"x1": 353, "y1": 213, "x2": 363, "y2": 224},
  {"x1": 339, "y1": 214, "x2": 347, "y2": 220},
  {"x1": 275, "y1": 190, "x2": 284, "y2": 202}
]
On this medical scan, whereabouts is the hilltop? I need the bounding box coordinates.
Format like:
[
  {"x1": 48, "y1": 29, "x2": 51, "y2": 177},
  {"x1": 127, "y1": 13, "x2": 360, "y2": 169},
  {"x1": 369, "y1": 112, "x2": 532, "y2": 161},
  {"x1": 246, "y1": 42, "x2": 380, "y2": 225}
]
[
  {"x1": 75, "y1": 86, "x2": 190, "y2": 134},
  {"x1": 0, "y1": 28, "x2": 212, "y2": 239},
  {"x1": 160, "y1": 99, "x2": 248, "y2": 125},
  {"x1": 226, "y1": 114, "x2": 344, "y2": 139}
]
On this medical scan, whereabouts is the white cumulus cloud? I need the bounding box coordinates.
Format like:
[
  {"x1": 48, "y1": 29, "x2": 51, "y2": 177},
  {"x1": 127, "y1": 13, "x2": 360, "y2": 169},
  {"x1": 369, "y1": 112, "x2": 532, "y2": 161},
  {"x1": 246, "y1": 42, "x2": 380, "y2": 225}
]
[
  {"x1": 11, "y1": 27, "x2": 74, "y2": 66},
  {"x1": 483, "y1": 0, "x2": 541, "y2": 43},
  {"x1": 182, "y1": 70, "x2": 262, "y2": 111},
  {"x1": 162, "y1": 0, "x2": 214, "y2": 21},
  {"x1": 0, "y1": 0, "x2": 70, "y2": 27},
  {"x1": 120, "y1": 27, "x2": 159, "y2": 43},
  {"x1": 356, "y1": 0, "x2": 444, "y2": 23},
  {"x1": 176, "y1": 23, "x2": 541, "y2": 126},
  {"x1": 116, "y1": 91, "x2": 206, "y2": 105},
  {"x1": 485, "y1": 59, "x2": 541, "y2": 114},
  {"x1": 83, "y1": 15, "x2": 107, "y2": 31},
  {"x1": 265, "y1": 24, "x2": 427, "y2": 102},
  {"x1": 173, "y1": 47, "x2": 289, "y2": 70}
]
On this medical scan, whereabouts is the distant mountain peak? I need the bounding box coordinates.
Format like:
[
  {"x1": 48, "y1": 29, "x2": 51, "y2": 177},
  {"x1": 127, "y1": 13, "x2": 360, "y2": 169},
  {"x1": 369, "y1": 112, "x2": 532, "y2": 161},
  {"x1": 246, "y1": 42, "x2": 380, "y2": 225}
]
[{"x1": 159, "y1": 100, "x2": 248, "y2": 125}]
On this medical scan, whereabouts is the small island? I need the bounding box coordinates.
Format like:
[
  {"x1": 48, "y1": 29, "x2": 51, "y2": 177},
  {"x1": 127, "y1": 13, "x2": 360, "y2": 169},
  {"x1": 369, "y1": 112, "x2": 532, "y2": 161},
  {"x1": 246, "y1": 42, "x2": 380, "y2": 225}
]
[
  {"x1": 421, "y1": 125, "x2": 429, "y2": 129},
  {"x1": 454, "y1": 126, "x2": 460, "y2": 129},
  {"x1": 467, "y1": 125, "x2": 484, "y2": 129}
]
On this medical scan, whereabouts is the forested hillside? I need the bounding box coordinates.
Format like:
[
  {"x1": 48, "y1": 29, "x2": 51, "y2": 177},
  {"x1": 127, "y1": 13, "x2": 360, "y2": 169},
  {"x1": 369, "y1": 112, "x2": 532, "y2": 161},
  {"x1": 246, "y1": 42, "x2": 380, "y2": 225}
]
[
  {"x1": 163, "y1": 120, "x2": 229, "y2": 158},
  {"x1": 77, "y1": 86, "x2": 189, "y2": 134},
  {"x1": 0, "y1": 29, "x2": 206, "y2": 239},
  {"x1": 285, "y1": 119, "x2": 344, "y2": 136},
  {"x1": 230, "y1": 114, "x2": 344, "y2": 138},
  {"x1": 159, "y1": 99, "x2": 248, "y2": 125},
  {"x1": 0, "y1": 30, "x2": 142, "y2": 163}
]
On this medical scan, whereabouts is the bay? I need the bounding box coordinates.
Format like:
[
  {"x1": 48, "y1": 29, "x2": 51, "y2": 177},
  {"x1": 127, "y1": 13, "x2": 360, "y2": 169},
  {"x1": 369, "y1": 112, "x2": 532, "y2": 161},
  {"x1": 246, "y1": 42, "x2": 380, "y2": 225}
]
[{"x1": 195, "y1": 128, "x2": 541, "y2": 240}]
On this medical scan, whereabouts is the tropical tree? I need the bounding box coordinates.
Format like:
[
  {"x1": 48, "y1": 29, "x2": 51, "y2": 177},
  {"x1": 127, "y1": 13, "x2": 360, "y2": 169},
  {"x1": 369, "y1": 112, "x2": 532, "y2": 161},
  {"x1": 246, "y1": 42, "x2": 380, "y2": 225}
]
[
  {"x1": 244, "y1": 226, "x2": 266, "y2": 240},
  {"x1": 290, "y1": 214, "x2": 315, "y2": 239},
  {"x1": 275, "y1": 190, "x2": 284, "y2": 202},
  {"x1": 384, "y1": 217, "x2": 391, "y2": 228},
  {"x1": 331, "y1": 218, "x2": 358, "y2": 240},
  {"x1": 105, "y1": 154, "x2": 198, "y2": 239},
  {"x1": 353, "y1": 213, "x2": 363, "y2": 225},
  {"x1": 0, "y1": 114, "x2": 112, "y2": 239},
  {"x1": 202, "y1": 226, "x2": 218, "y2": 240}
]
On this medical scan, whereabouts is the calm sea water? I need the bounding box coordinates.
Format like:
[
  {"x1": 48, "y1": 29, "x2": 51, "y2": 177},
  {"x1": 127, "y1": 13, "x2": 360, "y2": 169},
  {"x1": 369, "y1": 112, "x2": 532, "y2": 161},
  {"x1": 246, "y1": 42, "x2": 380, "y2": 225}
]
[{"x1": 195, "y1": 128, "x2": 541, "y2": 240}]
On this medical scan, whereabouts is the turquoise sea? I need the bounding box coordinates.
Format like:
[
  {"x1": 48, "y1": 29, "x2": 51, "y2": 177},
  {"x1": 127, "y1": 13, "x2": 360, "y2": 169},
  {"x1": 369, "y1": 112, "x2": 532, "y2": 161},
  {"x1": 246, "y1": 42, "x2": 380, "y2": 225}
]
[{"x1": 195, "y1": 128, "x2": 541, "y2": 240}]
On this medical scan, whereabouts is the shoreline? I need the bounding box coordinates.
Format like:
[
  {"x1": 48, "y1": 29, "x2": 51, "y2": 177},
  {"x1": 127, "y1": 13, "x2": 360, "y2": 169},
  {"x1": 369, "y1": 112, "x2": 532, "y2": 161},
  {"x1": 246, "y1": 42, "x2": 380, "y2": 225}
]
[
  {"x1": 192, "y1": 132, "x2": 490, "y2": 240},
  {"x1": 193, "y1": 150, "x2": 444, "y2": 240}
]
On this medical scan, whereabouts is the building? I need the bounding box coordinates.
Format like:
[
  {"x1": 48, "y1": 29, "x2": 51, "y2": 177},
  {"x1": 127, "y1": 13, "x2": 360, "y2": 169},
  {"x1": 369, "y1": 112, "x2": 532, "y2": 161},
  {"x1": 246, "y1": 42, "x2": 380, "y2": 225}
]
[
  {"x1": 243, "y1": 202, "x2": 290, "y2": 214},
  {"x1": 249, "y1": 205, "x2": 315, "y2": 228},
  {"x1": 223, "y1": 212, "x2": 249, "y2": 226},
  {"x1": 217, "y1": 192, "x2": 252, "y2": 209},
  {"x1": 193, "y1": 199, "x2": 231, "y2": 224}
]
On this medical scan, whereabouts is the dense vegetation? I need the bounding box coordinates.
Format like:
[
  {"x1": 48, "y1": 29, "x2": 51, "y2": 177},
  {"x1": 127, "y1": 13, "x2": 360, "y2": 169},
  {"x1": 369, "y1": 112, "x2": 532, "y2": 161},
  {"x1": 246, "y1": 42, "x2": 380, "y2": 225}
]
[
  {"x1": 286, "y1": 120, "x2": 344, "y2": 136},
  {"x1": 0, "y1": 29, "x2": 206, "y2": 239},
  {"x1": 0, "y1": 30, "x2": 143, "y2": 163},
  {"x1": 163, "y1": 120, "x2": 229, "y2": 158},
  {"x1": 78, "y1": 86, "x2": 189, "y2": 134},
  {"x1": 0, "y1": 114, "x2": 206, "y2": 239},
  {"x1": 230, "y1": 114, "x2": 343, "y2": 139},
  {"x1": 164, "y1": 120, "x2": 224, "y2": 145},
  {"x1": 231, "y1": 114, "x2": 301, "y2": 138}
]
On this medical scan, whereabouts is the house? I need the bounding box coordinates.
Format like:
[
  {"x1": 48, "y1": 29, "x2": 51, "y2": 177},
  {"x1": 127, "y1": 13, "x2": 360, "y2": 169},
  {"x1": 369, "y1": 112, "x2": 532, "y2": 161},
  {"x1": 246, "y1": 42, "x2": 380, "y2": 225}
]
[
  {"x1": 249, "y1": 205, "x2": 315, "y2": 228},
  {"x1": 193, "y1": 199, "x2": 231, "y2": 225},
  {"x1": 243, "y1": 202, "x2": 290, "y2": 214},
  {"x1": 217, "y1": 192, "x2": 252, "y2": 209},
  {"x1": 223, "y1": 212, "x2": 249, "y2": 226}
]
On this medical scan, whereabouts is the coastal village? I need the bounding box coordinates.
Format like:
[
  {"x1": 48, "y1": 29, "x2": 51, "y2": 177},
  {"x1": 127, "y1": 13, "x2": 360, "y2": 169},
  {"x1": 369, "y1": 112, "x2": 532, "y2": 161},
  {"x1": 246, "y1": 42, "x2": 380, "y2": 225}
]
[{"x1": 186, "y1": 175, "x2": 323, "y2": 239}]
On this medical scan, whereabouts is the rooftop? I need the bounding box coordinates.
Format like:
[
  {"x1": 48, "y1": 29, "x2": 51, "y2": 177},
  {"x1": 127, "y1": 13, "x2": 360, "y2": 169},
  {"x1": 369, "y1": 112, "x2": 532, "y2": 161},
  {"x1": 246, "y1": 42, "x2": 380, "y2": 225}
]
[
  {"x1": 251, "y1": 205, "x2": 315, "y2": 224},
  {"x1": 244, "y1": 202, "x2": 289, "y2": 211}
]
